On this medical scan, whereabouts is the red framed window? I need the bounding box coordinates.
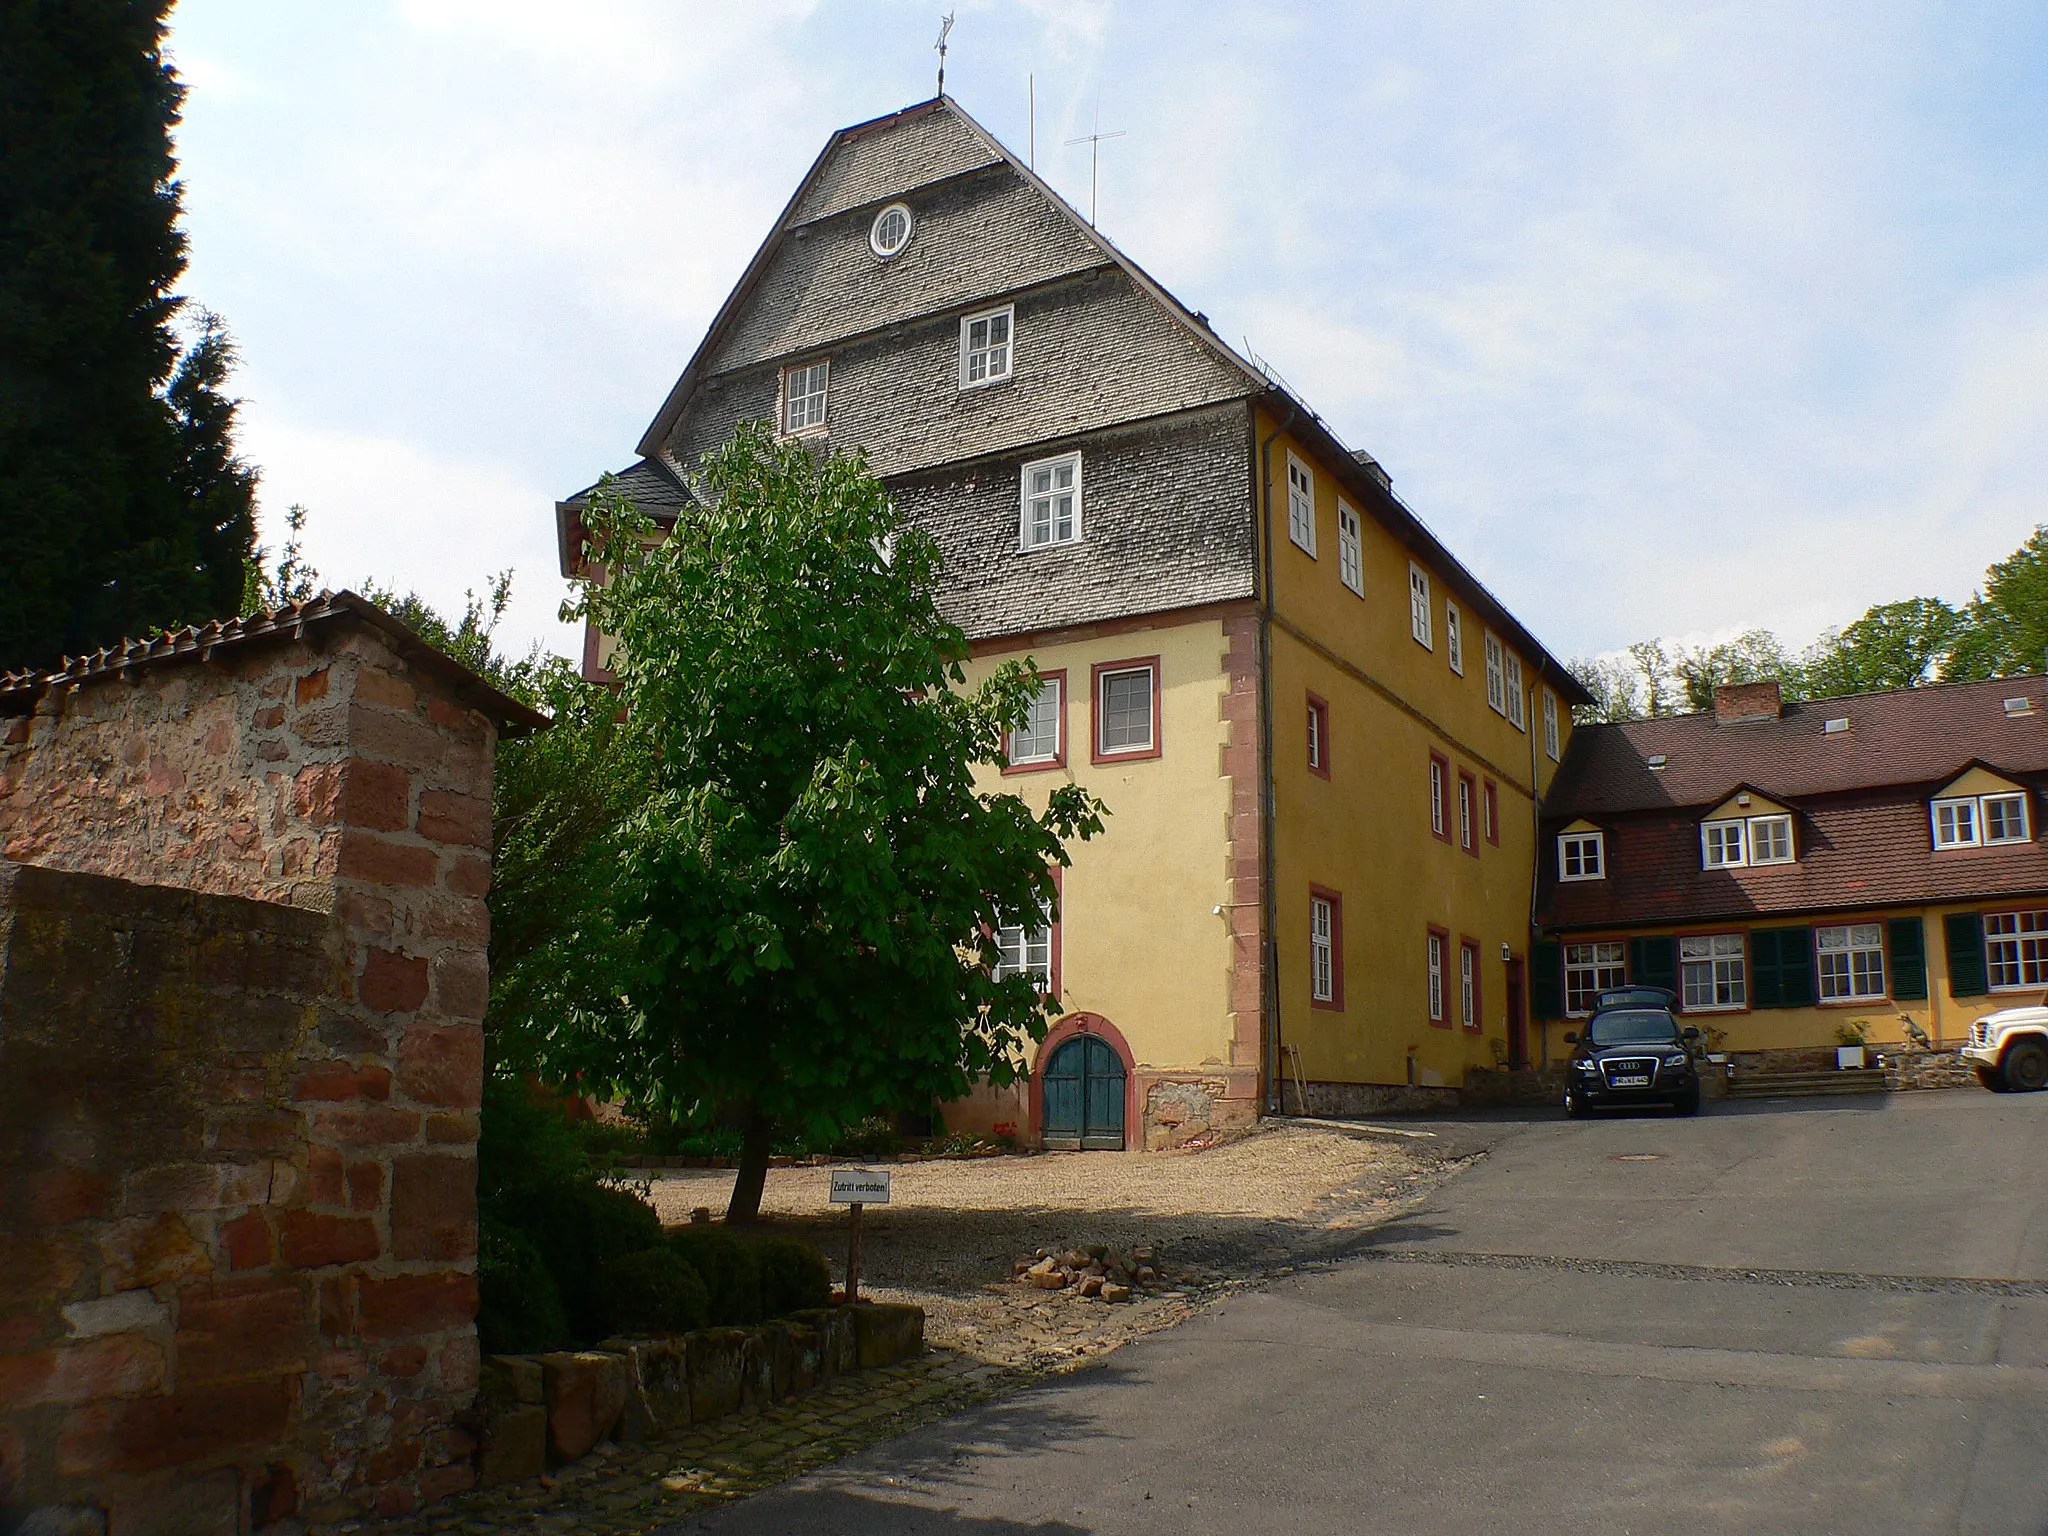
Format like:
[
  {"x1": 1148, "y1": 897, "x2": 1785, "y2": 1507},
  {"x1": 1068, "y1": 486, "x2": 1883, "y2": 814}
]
[
  {"x1": 1307, "y1": 693, "x2": 1331, "y2": 778},
  {"x1": 1310, "y1": 887, "x2": 1343, "y2": 1008},
  {"x1": 1459, "y1": 937, "x2": 1482, "y2": 1032},
  {"x1": 1457, "y1": 771, "x2": 1477, "y2": 854},
  {"x1": 1428, "y1": 753, "x2": 1450, "y2": 841},
  {"x1": 994, "y1": 866, "x2": 1063, "y2": 1002},
  {"x1": 1426, "y1": 926, "x2": 1449, "y2": 1025},
  {"x1": 1003, "y1": 670, "x2": 1066, "y2": 776},
  {"x1": 1091, "y1": 656, "x2": 1162, "y2": 764},
  {"x1": 1483, "y1": 778, "x2": 1500, "y2": 846}
]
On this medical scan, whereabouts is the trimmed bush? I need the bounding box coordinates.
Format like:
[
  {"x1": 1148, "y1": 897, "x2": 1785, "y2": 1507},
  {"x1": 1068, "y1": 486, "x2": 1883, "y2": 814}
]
[
  {"x1": 596, "y1": 1247, "x2": 711, "y2": 1338},
  {"x1": 668, "y1": 1226, "x2": 763, "y2": 1327},
  {"x1": 754, "y1": 1236, "x2": 832, "y2": 1318},
  {"x1": 477, "y1": 1216, "x2": 570, "y2": 1355},
  {"x1": 523, "y1": 1179, "x2": 667, "y2": 1341}
]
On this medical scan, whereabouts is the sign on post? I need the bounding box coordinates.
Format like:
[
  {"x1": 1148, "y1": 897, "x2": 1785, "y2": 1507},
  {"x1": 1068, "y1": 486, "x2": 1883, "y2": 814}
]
[{"x1": 829, "y1": 1168, "x2": 891, "y2": 1304}]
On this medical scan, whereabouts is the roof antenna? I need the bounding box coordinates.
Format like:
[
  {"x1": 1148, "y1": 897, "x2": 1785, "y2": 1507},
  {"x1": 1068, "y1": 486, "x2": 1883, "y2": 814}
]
[
  {"x1": 934, "y1": 12, "x2": 954, "y2": 97},
  {"x1": 1065, "y1": 107, "x2": 1125, "y2": 226}
]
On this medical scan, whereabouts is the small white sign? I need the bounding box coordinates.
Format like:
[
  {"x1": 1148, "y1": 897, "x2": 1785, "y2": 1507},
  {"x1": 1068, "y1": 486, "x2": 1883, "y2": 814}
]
[{"x1": 829, "y1": 1168, "x2": 892, "y2": 1204}]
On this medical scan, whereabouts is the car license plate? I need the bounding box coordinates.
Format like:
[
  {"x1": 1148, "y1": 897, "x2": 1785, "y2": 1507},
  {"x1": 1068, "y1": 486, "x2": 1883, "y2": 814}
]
[{"x1": 1611, "y1": 1074, "x2": 1650, "y2": 1088}]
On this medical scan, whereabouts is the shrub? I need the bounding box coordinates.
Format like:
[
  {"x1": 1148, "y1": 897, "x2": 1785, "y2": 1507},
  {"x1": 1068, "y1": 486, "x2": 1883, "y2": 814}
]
[
  {"x1": 668, "y1": 1226, "x2": 763, "y2": 1327},
  {"x1": 753, "y1": 1236, "x2": 832, "y2": 1318},
  {"x1": 476, "y1": 1216, "x2": 570, "y2": 1355},
  {"x1": 596, "y1": 1247, "x2": 710, "y2": 1338},
  {"x1": 522, "y1": 1178, "x2": 666, "y2": 1342}
]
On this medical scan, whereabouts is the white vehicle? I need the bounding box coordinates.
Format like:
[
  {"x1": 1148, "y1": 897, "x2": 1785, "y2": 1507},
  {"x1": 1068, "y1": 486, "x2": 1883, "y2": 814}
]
[{"x1": 1961, "y1": 1006, "x2": 2048, "y2": 1093}]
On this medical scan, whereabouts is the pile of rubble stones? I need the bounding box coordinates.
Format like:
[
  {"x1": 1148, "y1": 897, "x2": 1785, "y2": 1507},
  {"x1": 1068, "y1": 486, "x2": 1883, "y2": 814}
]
[{"x1": 1013, "y1": 1244, "x2": 1171, "y2": 1301}]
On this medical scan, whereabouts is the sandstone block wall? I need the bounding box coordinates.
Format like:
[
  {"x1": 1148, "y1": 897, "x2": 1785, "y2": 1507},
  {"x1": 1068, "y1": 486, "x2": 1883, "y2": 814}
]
[{"x1": 0, "y1": 610, "x2": 515, "y2": 1530}]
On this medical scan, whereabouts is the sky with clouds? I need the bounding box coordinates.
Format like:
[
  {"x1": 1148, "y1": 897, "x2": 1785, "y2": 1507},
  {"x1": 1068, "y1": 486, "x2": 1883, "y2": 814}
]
[{"x1": 164, "y1": 0, "x2": 2048, "y2": 666}]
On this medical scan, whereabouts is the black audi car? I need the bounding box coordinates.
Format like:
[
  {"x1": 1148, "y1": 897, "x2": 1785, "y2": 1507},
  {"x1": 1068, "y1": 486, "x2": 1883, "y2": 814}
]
[{"x1": 1562, "y1": 986, "x2": 1704, "y2": 1116}]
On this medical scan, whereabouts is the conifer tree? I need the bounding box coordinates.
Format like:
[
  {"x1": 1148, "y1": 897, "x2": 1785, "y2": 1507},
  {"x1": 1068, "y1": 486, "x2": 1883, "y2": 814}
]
[{"x1": 0, "y1": 0, "x2": 257, "y2": 669}]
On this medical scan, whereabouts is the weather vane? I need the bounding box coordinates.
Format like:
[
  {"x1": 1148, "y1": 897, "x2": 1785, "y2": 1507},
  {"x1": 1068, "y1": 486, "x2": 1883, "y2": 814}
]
[{"x1": 935, "y1": 13, "x2": 954, "y2": 96}]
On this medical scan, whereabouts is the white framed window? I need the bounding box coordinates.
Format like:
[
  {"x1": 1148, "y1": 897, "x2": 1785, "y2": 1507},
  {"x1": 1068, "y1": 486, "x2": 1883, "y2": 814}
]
[
  {"x1": 1409, "y1": 564, "x2": 1432, "y2": 649},
  {"x1": 1457, "y1": 777, "x2": 1473, "y2": 850},
  {"x1": 1095, "y1": 663, "x2": 1156, "y2": 757},
  {"x1": 1701, "y1": 819, "x2": 1746, "y2": 868},
  {"x1": 870, "y1": 202, "x2": 914, "y2": 257},
  {"x1": 1337, "y1": 500, "x2": 1363, "y2": 595},
  {"x1": 1984, "y1": 792, "x2": 2031, "y2": 844},
  {"x1": 1542, "y1": 690, "x2": 1561, "y2": 762},
  {"x1": 1987, "y1": 910, "x2": 2048, "y2": 989},
  {"x1": 782, "y1": 359, "x2": 829, "y2": 434},
  {"x1": 1564, "y1": 941, "x2": 1626, "y2": 1016},
  {"x1": 1307, "y1": 696, "x2": 1329, "y2": 773},
  {"x1": 1749, "y1": 814, "x2": 1794, "y2": 864},
  {"x1": 1459, "y1": 942, "x2": 1477, "y2": 1028},
  {"x1": 1817, "y1": 923, "x2": 1886, "y2": 1001},
  {"x1": 1933, "y1": 797, "x2": 1979, "y2": 848},
  {"x1": 1427, "y1": 933, "x2": 1445, "y2": 1021},
  {"x1": 1558, "y1": 830, "x2": 1604, "y2": 881},
  {"x1": 1311, "y1": 895, "x2": 1336, "y2": 1003},
  {"x1": 1504, "y1": 652, "x2": 1526, "y2": 730},
  {"x1": 1484, "y1": 632, "x2": 1505, "y2": 714},
  {"x1": 959, "y1": 305, "x2": 1014, "y2": 388},
  {"x1": 1020, "y1": 453, "x2": 1081, "y2": 550},
  {"x1": 1007, "y1": 677, "x2": 1062, "y2": 766},
  {"x1": 1286, "y1": 453, "x2": 1316, "y2": 556},
  {"x1": 1429, "y1": 758, "x2": 1445, "y2": 837},
  {"x1": 1681, "y1": 933, "x2": 1747, "y2": 1011},
  {"x1": 995, "y1": 920, "x2": 1052, "y2": 987},
  {"x1": 1445, "y1": 603, "x2": 1464, "y2": 675}
]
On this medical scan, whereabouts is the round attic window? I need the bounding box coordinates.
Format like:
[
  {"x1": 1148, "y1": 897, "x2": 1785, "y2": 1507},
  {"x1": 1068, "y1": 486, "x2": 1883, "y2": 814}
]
[{"x1": 869, "y1": 202, "x2": 914, "y2": 258}]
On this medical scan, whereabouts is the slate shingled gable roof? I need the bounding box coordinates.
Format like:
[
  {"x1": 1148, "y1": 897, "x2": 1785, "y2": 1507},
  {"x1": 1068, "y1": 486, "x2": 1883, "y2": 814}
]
[{"x1": 554, "y1": 456, "x2": 691, "y2": 574}]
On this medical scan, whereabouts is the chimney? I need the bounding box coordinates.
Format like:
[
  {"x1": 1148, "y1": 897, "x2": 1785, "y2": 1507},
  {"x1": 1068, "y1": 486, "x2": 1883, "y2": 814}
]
[{"x1": 1714, "y1": 680, "x2": 1783, "y2": 723}]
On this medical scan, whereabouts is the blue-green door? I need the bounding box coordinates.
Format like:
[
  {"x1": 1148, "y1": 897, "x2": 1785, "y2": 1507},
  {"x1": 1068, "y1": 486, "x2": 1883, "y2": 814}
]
[{"x1": 1042, "y1": 1035, "x2": 1125, "y2": 1150}]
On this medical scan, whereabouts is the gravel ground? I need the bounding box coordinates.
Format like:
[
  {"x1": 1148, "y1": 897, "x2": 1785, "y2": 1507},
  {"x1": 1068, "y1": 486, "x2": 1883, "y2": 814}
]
[{"x1": 640, "y1": 1120, "x2": 1474, "y2": 1371}]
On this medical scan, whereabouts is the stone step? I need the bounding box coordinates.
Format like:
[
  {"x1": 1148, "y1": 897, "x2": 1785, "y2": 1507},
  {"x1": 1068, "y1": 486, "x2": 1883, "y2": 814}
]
[{"x1": 1727, "y1": 1069, "x2": 1889, "y2": 1098}]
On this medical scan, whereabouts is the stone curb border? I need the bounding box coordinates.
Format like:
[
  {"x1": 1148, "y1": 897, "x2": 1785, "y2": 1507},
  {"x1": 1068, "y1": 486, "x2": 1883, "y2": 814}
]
[{"x1": 467, "y1": 1302, "x2": 925, "y2": 1488}]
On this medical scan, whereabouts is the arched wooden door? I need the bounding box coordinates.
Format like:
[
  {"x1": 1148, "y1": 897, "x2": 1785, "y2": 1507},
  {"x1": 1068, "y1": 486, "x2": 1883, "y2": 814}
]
[{"x1": 1041, "y1": 1035, "x2": 1126, "y2": 1150}]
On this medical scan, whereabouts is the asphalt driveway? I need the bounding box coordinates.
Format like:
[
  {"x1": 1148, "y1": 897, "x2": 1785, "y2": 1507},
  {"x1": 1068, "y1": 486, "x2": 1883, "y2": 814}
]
[{"x1": 675, "y1": 1090, "x2": 2048, "y2": 1536}]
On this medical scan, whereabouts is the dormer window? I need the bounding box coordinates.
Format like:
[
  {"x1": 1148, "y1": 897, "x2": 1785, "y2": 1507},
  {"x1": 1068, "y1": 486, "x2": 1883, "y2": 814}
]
[
  {"x1": 1702, "y1": 813, "x2": 1794, "y2": 869},
  {"x1": 1936, "y1": 791, "x2": 2031, "y2": 848},
  {"x1": 1558, "y1": 830, "x2": 1604, "y2": 881}
]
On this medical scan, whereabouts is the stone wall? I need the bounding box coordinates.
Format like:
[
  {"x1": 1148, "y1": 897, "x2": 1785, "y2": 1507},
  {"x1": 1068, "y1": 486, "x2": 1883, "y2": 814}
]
[{"x1": 0, "y1": 605, "x2": 520, "y2": 1531}]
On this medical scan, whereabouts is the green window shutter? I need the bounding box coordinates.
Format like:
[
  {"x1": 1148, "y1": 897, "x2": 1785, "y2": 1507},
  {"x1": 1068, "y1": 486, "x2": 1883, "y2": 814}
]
[
  {"x1": 1888, "y1": 918, "x2": 1928, "y2": 1001},
  {"x1": 1750, "y1": 929, "x2": 1783, "y2": 1009},
  {"x1": 1945, "y1": 913, "x2": 1988, "y2": 998},
  {"x1": 1531, "y1": 941, "x2": 1563, "y2": 1020},
  {"x1": 1749, "y1": 927, "x2": 1814, "y2": 1008},
  {"x1": 1628, "y1": 936, "x2": 1677, "y2": 995}
]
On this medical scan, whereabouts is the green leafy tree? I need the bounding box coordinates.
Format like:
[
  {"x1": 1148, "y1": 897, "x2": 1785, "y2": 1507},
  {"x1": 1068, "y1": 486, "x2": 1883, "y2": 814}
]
[
  {"x1": 1673, "y1": 629, "x2": 1802, "y2": 713},
  {"x1": 566, "y1": 423, "x2": 1105, "y2": 1221},
  {"x1": 0, "y1": 6, "x2": 257, "y2": 668},
  {"x1": 1802, "y1": 597, "x2": 1967, "y2": 697},
  {"x1": 1948, "y1": 527, "x2": 2048, "y2": 681},
  {"x1": 1566, "y1": 655, "x2": 1643, "y2": 724},
  {"x1": 1628, "y1": 639, "x2": 1680, "y2": 718}
]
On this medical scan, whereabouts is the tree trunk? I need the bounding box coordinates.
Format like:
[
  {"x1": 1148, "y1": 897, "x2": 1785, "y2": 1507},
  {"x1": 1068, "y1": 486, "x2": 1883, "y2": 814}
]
[{"x1": 725, "y1": 1105, "x2": 775, "y2": 1223}]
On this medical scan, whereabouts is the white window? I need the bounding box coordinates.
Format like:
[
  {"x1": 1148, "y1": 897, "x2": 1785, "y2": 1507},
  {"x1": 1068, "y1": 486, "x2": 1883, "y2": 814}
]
[
  {"x1": 1429, "y1": 759, "x2": 1445, "y2": 837},
  {"x1": 1311, "y1": 896, "x2": 1336, "y2": 1003},
  {"x1": 1097, "y1": 665, "x2": 1155, "y2": 756},
  {"x1": 782, "y1": 359, "x2": 829, "y2": 434},
  {"x1": 960, "y1": 306, "x2": 1013, "y2": 388},
  {"x1": 1286, "y1": 454, "x2": 1316, "y2": 555},
  {"x1": 1933, "y1": 797, "x2": 1979, "y2": 848},
  {"x1": 1409, "y1": 564, "x2": 1432, "y2": 649},
  {"x1": 1504, "y1": 652, "x2": 1525, "y2": 730},
  {"x1": 1007, "y1": 677, "x2": 1062, "y2": 765},
  {"x1": 995, "y1": 920, "x2": 1052, "y2": 987},
  {"x1": 1457, "y1": 777, "x2": 1473, "y2": 850},
  {"x1": 1307, "y1": 697, "x2": 1328, "y2": 772},
  {"x1": 1542, "y1": 689, "x2": 1561, "y2": 762},
  {"x1": 1459, "y1": 944, "x2": 1476, "y2": 1028},
  {"x1": 1564, "y1": 941, "x2": 1626, "y2": 1016},
  {"x1": 1984, "y1": 793, "x2": 2031, "y2": 844},
  {"x1": 1987, "y1": 910, "x2": 2048, "y2": 989},
  {"x1": 1681, "y1": 933, "x2": 1747, "y2": 1010},
  {"x1": 1701, "y1": 820, "x2": 1746, "y2": 868},
  {"x1": 1445, "y1": 603, "x2": 1464, "y2": 675},
  {"x1": 1748, "y1": 814, "x2": 1794, "y2": 864},
  {"x1": 1337, "y1": 501, "x2": 1363, "y2": 595},
  {"x1": 1817, "y1": 923, "x2": 1886, "y2": 1001},
  {"x1": 1558, "y1": 830, "x2": 1604, "y2": 881},
  {"x1": 1020, "y1": 453, "x2": 1081, "y2": 550},
  {"x1": 1484, "y1": 632, "x2": 1505, "y2": 714},
  {"x1": 1427, "y1": 933, "x2": 1445, "y2": 1021},
  {"x1": 869, "y1": 202, "x2": 914, "y2": 257}
]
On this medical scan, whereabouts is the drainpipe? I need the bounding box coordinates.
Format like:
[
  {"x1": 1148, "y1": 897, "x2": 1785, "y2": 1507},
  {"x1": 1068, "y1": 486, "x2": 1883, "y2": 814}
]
[
  {"x1": 1528, "y1": 657, "x2": 1550, "y2": 1071},
  {"x1": 1256, "y1": 400, "x2": 1297, "y2": 1114}
]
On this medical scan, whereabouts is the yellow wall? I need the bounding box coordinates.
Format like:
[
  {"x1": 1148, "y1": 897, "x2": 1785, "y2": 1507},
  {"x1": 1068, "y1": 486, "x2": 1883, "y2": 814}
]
[
  {"x1": 958, "y1": 615, "x2": 1242, "y2": 1077},
  {"x1": 1255, "y1": 409, "x2": 1570, "y2": 1088}
]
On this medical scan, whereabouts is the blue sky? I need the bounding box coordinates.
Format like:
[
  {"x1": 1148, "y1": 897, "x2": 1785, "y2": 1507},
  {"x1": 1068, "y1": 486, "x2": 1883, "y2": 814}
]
[{"x1": 165, "y1": 1, "x2": 2048, "y2": 664}]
